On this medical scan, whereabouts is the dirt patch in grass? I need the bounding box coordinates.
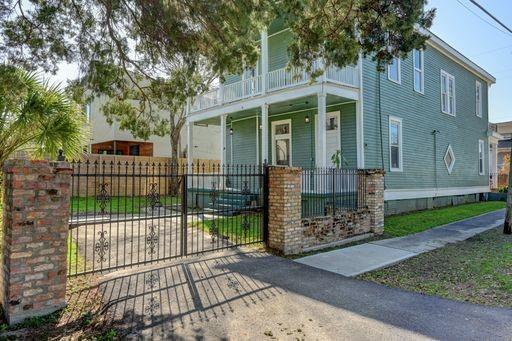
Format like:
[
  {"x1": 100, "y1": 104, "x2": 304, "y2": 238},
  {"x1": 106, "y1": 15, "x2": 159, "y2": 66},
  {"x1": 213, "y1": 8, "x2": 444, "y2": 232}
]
[
  {"x1": 358, "y1": 227, "x2": 512, "y2": 308},
  {"x1": 0, "y1": 275, "x2": 118, "y2": 340}
]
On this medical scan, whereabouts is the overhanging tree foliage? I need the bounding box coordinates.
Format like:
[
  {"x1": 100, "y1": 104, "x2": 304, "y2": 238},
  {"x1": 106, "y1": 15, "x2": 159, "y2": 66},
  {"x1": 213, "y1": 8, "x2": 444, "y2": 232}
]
[{"x1": 0, "y1": 0, "x2": 435, "y2": 164}]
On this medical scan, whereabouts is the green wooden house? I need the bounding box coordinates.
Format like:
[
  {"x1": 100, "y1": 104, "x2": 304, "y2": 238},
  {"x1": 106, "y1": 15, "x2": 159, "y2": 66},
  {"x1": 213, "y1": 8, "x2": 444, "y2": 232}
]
[{"x1": 185, "y1": 20, "x2": 496, "y2": 214}]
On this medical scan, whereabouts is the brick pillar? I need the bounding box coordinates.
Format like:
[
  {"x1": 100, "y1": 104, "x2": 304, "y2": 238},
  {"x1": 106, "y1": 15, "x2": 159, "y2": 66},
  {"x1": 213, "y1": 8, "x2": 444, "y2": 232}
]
[
  {"x1": 1, "y1": 159, "x2": 72, "y2": 325},
  {"x1": 365, "y1": 169, "x2": 385, "y2": 235},
  {"x1": 267, "y1": 166, "x2": 302, "y2": 255}
]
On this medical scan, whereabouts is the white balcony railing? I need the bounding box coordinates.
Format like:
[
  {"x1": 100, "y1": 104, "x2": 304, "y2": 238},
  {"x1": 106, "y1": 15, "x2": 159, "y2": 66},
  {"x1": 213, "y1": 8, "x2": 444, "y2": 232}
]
[{"x1": 190, "y1": 63, "x2": 359, "y2": 113}]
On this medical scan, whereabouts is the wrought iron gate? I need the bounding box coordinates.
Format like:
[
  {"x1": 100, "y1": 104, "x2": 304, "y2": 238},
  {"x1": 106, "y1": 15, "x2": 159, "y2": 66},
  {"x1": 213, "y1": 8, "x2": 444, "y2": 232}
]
[{"x1": 68, "y1": 161, "x2": 267, "y2": 276}]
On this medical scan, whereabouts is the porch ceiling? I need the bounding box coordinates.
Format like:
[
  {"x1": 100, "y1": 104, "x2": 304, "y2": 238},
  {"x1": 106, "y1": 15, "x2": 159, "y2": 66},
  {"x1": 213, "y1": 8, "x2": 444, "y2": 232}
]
[{"x1": 194, "y1": 94, "x2": 354, "y2": 125}]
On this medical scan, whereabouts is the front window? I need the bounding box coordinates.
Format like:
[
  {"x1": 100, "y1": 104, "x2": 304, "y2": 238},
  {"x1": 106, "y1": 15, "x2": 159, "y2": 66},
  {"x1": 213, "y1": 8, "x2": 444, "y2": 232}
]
[
  {"x1": 476, "y1": 81, "x2": 482, "y2": 117},
  {"x1": 413, "y1": 49, "x2": 424, "y2": 93},
  {"x1": 272, "y1": 120, "x2": 292, "y2": 166},
  {"x1": 478, "y1": 139, "x2": 485, "y2": 175},
  {"x1": 441, "y1": 70, "x2": 456, "y2": 115},
  {"x1": 388, "y1": 57, "x2": 401, "y2": 84},
  {"x1": 389, "y1": 117, "x2": 402, "y2": 171}
]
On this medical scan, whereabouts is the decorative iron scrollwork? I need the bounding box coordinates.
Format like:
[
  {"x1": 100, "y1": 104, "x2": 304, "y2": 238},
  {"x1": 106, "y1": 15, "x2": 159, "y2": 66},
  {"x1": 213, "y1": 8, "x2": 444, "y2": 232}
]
[
  {"x1": 145, "y1": 272, "x2": 159, "y2": 289},
  {"x1": 241, "y1": 181, "x2": 251, "y2": 195},
  {"x1": 241, "y1": 214, "x2": 250, "y2": 238},
  {"x1": 147, "y1": 183, "x2": 161, "y2": 209},
  {"x1": 146, "y1": 224, "x2": 159, "y2": 255},
  {"x1": 144, "y1": 297, "x2": 160, "y2": 316},
  {"x1": 96, "y1": 183, "x2": 111, "y2": 214},
  {"x1": 209, "y1": 220, "x2": 218, "y2": 243},
  {"x1": 94, "y1": 231, "x2": 109, "y2": 263},
  {"x1": 209, "y1": 181, "x2": 218, "y2": 205}
]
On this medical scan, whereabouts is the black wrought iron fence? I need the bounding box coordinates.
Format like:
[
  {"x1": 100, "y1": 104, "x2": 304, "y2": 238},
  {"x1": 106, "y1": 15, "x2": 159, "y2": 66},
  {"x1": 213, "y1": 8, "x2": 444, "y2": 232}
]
[
  {"x1": 301, "y1": 168, "x2": 367, "y2": 218},
  {"x1": 68, "y1": 160, "x2": 267, "y2": 276}
]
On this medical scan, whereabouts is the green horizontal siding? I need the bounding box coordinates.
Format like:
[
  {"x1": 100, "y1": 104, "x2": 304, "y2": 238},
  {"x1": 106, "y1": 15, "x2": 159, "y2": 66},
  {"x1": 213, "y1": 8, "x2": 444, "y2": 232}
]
[{"x1": 362, "y1": 46, "x2": 489, "y2": 190}]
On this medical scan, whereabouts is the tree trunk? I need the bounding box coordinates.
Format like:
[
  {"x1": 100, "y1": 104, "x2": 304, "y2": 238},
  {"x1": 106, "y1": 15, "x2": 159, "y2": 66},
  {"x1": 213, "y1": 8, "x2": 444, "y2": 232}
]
[
  {"x1": 168, "y1": 131, "x2": 182, "y2": 196},
  {"x1": 504, "y1": 143, "x2": 512, "y2": 234}
]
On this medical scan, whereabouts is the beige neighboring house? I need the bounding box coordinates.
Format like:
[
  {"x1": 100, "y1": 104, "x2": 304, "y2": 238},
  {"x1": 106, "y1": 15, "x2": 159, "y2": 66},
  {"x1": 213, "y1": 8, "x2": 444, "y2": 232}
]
[
  {"x1": 488, "y1": 120, "x2": 510, "y2": 189},
  {"x1": 496, "y1": 120, "x2": 511, "y2": 171},
  {"x1": 87, "y1": 95, "x2": 220, "y2": 160}
]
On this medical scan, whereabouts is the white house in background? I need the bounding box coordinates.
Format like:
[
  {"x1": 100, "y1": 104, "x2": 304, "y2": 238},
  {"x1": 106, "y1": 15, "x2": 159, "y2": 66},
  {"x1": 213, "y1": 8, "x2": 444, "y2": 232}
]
[{"x1": 87, "y1": 95, "x2": 220, "y2": 160}]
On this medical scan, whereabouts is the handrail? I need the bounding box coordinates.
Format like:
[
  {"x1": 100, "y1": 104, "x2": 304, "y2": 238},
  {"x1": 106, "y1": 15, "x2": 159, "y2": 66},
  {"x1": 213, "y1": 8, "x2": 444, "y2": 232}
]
[{"x1": 190, "y1": 63, "x2": 359, "y2": 113}]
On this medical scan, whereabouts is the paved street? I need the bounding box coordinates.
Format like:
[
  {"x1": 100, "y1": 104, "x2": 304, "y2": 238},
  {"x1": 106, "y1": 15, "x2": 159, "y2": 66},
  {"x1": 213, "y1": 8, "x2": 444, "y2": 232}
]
[
  {"x1": 80, "y1": 248, "x2": 512, "y2": 340},
  {"x1": 296, "y1": 209, "x2": 506, "y2": 276}
]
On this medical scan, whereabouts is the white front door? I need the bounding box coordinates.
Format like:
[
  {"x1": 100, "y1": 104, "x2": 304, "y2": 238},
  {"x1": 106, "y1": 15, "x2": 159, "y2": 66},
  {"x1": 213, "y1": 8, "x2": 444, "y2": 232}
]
[
  {"x1": 316, "y1": 111, "x2": 341, "y2": 167},
  {"x1": 272, "y1": 119, "x2": 292, "y2": 166}
]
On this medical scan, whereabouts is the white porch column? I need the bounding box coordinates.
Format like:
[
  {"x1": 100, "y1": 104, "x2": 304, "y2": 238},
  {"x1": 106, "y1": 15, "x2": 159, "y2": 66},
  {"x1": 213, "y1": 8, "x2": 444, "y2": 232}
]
[
  {"x1": 261, "y1": 103, "x2": 269, "y2": 164},
  {"x1": 316, "y1": 91, "x2": 327, "y2": 167},
  {"x1": 187, "y1": 121, "x2": 194, "y2": 171},
  {"x1": 356, "y1": 53, "x2": 365, "y2": 168},
  {"x1": 220, "y1": 114, "x2": 227, "y2": 165},
  {"x1": 261, "y1": 30, "x2": 268, "y2": 94}
]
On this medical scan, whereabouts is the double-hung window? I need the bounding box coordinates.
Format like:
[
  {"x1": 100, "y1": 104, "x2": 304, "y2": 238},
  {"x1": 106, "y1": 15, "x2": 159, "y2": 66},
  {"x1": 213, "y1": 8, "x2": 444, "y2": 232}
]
[
  {"x1": 441, "y1": 70, "x2": 455, "y2": 115},
  {"x1": 389, "y1": 116, "x2": 403, "y2": 172},
  {"x1": 478, "y1": 139, "x2": 485, "y2": 175},
  {"x1": 413, "y1": 49, "x2": 424, "y2": 93},
  {"x1": 388, "y1": 57, "x2": 401, "y2": 84},
  {"x1": 475, "y1": 81, "x2": 482, "y2": 117}
]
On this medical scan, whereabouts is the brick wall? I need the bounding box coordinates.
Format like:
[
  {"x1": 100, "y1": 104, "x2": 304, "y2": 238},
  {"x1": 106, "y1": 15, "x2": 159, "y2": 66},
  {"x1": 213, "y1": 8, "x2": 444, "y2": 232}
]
[
  {"x1": 266, "y1": 167, "x2": 385, "y2": 255},
  {"x1": 1, "y1": 159, "x2": 72, "y2": 325}
]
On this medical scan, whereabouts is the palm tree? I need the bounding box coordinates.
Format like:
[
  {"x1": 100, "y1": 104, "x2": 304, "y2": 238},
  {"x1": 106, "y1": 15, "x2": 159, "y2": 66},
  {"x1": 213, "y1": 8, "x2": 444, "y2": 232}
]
[{"x1": 0, "y1": 65, "x2": 89, "y2": 166}]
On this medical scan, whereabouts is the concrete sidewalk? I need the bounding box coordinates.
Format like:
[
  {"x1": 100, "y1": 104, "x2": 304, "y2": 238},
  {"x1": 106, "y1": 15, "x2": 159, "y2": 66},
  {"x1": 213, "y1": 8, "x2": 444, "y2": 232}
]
[{"x1": 296, "y1": 209, "x2": 505, "y2": 277}]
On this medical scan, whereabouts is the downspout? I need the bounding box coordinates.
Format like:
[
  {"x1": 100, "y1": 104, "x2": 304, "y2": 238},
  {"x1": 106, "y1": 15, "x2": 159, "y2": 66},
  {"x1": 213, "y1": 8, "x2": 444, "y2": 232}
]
[
  {"x1": 378, "y1": 70, "x2": 385, "y2": 173},
  {"x1": 432, "y1": 130, "x2": 440, "y2": 196}
]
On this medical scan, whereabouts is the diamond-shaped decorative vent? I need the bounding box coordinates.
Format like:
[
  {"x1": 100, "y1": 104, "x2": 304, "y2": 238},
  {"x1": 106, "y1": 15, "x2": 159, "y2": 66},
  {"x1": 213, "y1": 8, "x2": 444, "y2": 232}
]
[{"x1": 444, "y1": 145, "x2": 455, "y2": 174}]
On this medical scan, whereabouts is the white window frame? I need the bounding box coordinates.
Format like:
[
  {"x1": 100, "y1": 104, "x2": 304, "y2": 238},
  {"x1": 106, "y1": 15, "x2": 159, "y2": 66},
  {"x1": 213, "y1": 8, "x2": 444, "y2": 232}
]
[
  {"x1": 387, "y1": 57, "x2": 401, "y2": 84},
  {"x1": 271, "y1": 119, "x2": 292, "y2": 166},
  {"x1": 413, "y1": 49, "x2": 424, "y2": 94},
  {"x1": 388, "y1": 116, "x2": 403, "y2": 172},
  {"x1": 444, "y1": 144, "x2": 455, "y2": 175},
  {"x1": 475, "y1": 81, "x2": 482, "y2": 118},
  {"x1": 478, "y1": 139, "x2": 485, "y2": 175},
  {"x1": 440, "y1": 70, "x2": 456, "y2": 116}
]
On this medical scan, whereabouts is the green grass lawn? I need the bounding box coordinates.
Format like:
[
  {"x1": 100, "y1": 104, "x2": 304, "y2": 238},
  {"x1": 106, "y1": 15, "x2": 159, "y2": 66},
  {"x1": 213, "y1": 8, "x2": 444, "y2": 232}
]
[
  {"x1": 70, "y1": 195, "x2": 180, "y2": 215},
  {"x1": 384, "y1": 201, "x2": 506, "y2": 237},
  {"x1": 358, "y1": 227, "x2": 512, "y2": 308},
  {"x1": 191, "y1": 213, "x2": 263, "y2": 244}
]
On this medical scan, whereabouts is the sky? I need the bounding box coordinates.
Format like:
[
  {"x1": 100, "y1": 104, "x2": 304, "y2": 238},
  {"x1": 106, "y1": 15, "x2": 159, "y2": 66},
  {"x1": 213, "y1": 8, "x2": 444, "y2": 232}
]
[{"x1": 48, "y1": 0, "x2": 512, "y2": 123}]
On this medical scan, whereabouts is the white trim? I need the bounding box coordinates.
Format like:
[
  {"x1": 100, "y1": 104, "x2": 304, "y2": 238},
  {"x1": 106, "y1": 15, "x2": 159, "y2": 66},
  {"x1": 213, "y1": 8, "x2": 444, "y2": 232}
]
[
  {"x1": 440, "y1": 70, "x2": 456, "y2": 116},
  {"x1": 271, "y1": 119, "x2": 292, "y2": 166},
  {"x1": 423, "y1": 30, "x2": 495, "y2": 85},
  {"x1": 315, "y1": 111, "x2": 341, "y2": 167},
  {"x1": 188, "y1": 82, "x2": 359, "y2": 122},
  {"x1": 384, "y1": 186, "x2": 490, "y2": 201},
  {"x1": 387, "y1": 57, "x2": 401, "y2": 84},
  {"x1": 261, "y1": 103, "x2": 269, "y2": 163},
  {"x1": 478, "y1": 139, "x2": 485, "y2": 175},
  {"x1": 356, "y1": 53, "x2": 365, "y2": 168},
  {"x1": 444, "y1": 144, "x2": 455, "y2": 174},
  {"x1": 256, "y1": 115, "x2": 260, "y2": 164},
  {"x1": 475, "y1": 80, "x2": 482, "y2": 118},
  {"x1": 388, "y1": 116, "x2": 403, "y2": 172},
  {"x1": 413, "y1": 49, "x2": 424, "y2": 94}
]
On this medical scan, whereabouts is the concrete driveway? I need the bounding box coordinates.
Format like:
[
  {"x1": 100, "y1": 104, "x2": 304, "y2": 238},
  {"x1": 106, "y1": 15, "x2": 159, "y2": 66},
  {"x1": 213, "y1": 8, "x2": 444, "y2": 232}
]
[{"x1": 83, "y1": 249, "x2": 512, "y2": 340}]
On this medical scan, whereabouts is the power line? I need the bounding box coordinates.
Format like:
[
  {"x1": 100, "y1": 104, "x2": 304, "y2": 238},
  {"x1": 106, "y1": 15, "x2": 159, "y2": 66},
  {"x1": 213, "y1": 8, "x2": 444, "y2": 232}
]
[
  {"x1": 469, "y1": 0, "x2": 512, "y2": 35},
  {"x1": 455, "y1": 0, "x2": 512, "y2": 37},
  {"x1": 472, "y1": 44, "x2": 512, "y2": 57}
]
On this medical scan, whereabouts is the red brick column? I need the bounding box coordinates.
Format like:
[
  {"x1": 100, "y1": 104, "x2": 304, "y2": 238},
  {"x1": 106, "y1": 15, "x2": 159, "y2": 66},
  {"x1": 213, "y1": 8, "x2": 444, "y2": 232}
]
[
  {"x1": 1, "y1": 159, "x2": 72, "y2": 325},
  {"x1": 364, "y1": 169, "x2": 385, "y2": 235},
  {"x1": 267, "y1": 166, "x2": 303, "y2": 255}
]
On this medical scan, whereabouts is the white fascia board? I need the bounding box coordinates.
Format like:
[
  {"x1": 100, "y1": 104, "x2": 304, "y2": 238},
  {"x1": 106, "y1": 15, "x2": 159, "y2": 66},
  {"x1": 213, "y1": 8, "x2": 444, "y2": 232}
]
[
  {"x1": 421, "y1": 29, "x2": 496, "y2": 85},
  {"x1": 384, "y1": 186, "x2": 490, "y2": 201}
]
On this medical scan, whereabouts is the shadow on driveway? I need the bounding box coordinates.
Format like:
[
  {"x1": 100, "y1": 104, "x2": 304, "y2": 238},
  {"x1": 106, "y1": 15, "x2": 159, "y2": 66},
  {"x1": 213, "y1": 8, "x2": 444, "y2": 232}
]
[{"x1": 69, "y1": 249, "x2": 512, "y2": 340}]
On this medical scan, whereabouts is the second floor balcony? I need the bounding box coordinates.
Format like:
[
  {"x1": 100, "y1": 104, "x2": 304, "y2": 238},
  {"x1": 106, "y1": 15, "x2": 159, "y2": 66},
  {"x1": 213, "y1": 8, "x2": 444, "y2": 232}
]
[{"x1": 190, "y1": 62, "x2": 360, "y2": 113}]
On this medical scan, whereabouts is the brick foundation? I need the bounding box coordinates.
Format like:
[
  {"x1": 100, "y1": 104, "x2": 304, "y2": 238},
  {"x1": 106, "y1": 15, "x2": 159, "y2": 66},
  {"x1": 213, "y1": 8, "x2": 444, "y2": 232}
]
[{"x1": 1, "y1": 159, "x2": 72, "y2": 325}]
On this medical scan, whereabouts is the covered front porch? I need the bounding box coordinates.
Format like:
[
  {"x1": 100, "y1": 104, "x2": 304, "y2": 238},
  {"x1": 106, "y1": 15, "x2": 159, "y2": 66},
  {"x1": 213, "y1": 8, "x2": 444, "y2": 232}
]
[{"x1": 187, "y1": 91, "x2": 363, "y2": 169}]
